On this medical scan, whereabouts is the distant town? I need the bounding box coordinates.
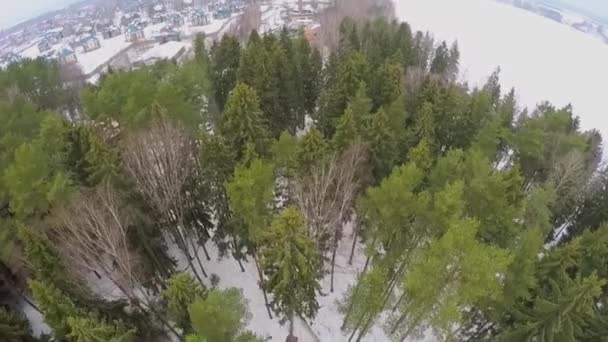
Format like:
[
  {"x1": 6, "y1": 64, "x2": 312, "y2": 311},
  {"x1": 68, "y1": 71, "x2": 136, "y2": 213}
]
[
  {"x1": 0, "y1": 0, "x2": 329, "y2": 82},
  {"x1": 497, "y1": 0, "x2": 608, "y2": 44}
]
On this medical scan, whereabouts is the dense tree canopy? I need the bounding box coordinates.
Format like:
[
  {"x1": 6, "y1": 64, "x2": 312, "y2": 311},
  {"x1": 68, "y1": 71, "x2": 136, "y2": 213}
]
[{"x1": 0, "y1": 13, "x2": 605, "y2": 342}]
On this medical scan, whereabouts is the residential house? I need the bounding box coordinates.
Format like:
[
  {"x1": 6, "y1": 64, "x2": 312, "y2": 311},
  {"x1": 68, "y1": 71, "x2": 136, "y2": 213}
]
[
  {"x1": 152, "y1": 13, "x2": 167, "y2": 24},
  {"x1": 59, "y1": 48, "x2": 77, "y2": 64},
  {"x1": 167, "y1": 14, "x2": 185, "y2": 27},
  {"x1": 38, "y1": 40, "x2": 51, "y2": 53},
  {"x1": 81, "y1": 36, "x2": 101, "y2": 52},
  {"x1": 154, "y1": 27, "x2": 181, "y2": 44},
  {"x1": 125, "y1": 25, "x2": 145, "y2": 42},
  {"x1": 102, "y1": 26, "x2": 122, "y2": 39},
  {"x1": 190, "y1": 10, "x2": 209, "y2": 26}
]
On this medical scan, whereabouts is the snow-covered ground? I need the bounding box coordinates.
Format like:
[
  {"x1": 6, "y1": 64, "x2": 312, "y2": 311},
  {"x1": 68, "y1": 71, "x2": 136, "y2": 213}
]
[
  {"x1": 394, "y1": 0, "x2": 608, "y2": 152},
  {"x1": 77, "y1": 35, "x2": 133, "y2": 75}
]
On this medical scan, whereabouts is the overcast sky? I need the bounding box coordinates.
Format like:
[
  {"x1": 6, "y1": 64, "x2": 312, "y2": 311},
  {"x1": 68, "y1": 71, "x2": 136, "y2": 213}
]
[{"x1": 0, "y1": 0, "x2": 82, "y2": 29}]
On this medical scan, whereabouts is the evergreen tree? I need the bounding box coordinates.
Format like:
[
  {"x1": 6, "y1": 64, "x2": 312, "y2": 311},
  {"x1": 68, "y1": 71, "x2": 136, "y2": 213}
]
[
  {"x1": 259, "y1": 207, "x2": 321, "y2": 336},
  {"x1": 430, "y1": 41, "x2": 450, "y2": 75},
  {"x1": 163, "y1": 273, "x2": 207, "y2": 335},
  {"x1": 0, "y1": 307, "x2": 30, "y2": 342},
  {"x1": 194, "y1": 33, "x2": 209, "y2": 67},
  {"x1": 67, "y1": 316, "x2": 135, "y2": 342},
  {"x1": 210, "y1": 35, "x2": 241, "y2": 111},
  {"x1": 29, "y1": 280, "x2": 82, "y2": 339},
  {"x1": 296, "y1": 129, "x2": 329, "y2": 176},
  {"x1": 189, "y1": 288, "x2": 256, "y2": 342},
  {"x1": 220, "y1": 82, "x2": 270, "y2": 159}
]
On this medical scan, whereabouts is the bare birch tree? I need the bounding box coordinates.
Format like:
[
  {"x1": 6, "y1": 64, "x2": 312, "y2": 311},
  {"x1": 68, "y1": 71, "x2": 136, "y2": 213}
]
[
  {"x1": 121, "y1": 116, "x2": 208, "y2": 284},
  {"x1": 293, "y1": 143, "x2": 368, "y2": 292},
  {"x1": 52, "y1": 187, "x2": 180, "y2": 338}
]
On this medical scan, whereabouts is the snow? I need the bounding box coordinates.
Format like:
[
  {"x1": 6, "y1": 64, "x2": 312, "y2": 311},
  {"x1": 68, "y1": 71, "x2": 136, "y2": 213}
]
[
  {"x1": 77, "y1": 34, "x2": 132, "y2": 74},
  {"x1": 140, "y1": 41, "x2": 187, "y2": 62},
  {"x1": 260, "y1": 6, "x2": 285, "y2": 33},
  {"x1": 164, "y1": 221, "x2": 432, "y2": 342},
  {"x1": 19, "y1": 299, "x2": 51, "y2": 338},
  {"x1": 394, "y1": 0, "x2": 608, "y2": 155}
]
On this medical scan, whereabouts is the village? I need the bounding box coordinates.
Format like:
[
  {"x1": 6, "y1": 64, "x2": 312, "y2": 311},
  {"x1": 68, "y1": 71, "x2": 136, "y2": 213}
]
[{"x1": 0, "y1": 0, "x2": 329, "y2": 83}]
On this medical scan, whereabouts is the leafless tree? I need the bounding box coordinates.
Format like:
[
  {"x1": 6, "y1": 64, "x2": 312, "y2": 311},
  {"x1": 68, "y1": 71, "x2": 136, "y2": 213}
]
[
  {"x1": 122, "y1": 116, "x2": 208, "y2": 284},
  {"x1": 52, "y1": 186, "x2": 180, "y2": 338},
  {"x1": 229, "y1": 2, "x2": 261, "y2": 42},
  {"x1": 317, "y1": 0, "x2": 395, "y2": 51},
  {"x1": 293, "y1": 144, "x2": 368, "y2": 292}
]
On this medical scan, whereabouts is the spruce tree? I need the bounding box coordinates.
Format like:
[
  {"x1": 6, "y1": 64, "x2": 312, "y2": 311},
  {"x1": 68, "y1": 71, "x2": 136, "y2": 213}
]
[
  {"x1": 259, "y1": 207, "x2": 321, "y2": 337},
  {"x1": 29, "y1": 280, "x2": 82, "y2": 339},
  {"x1": 193, "y1": 33, "x2": 209, "y2": 67},
  {"x1": 67, "y1": 316, "x2": 135, "y2": 342},
  {"x1": 163, "y1": 273, "x2": 207, "y2": 335},
  {"x1": 0, "y1": 307, "x2": 30, "y2": 342},
  {"x1": 210, "y1": 35, "x2": 241, "y2": 111},
  {"x1": 189, "y1": 288, "x2": 257, "y2": 342},
  {"x1": 220, "y1": 82, "x2": 270, "y2": 159},
  {"x1": 295, "y1": 128, "x2": 329, "y2": 176}
]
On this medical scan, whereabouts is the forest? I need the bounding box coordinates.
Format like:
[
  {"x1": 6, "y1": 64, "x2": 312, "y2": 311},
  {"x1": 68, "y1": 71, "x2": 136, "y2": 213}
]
[{"x1": 1, "y1": 10, "x2": 608, "y2": 342}]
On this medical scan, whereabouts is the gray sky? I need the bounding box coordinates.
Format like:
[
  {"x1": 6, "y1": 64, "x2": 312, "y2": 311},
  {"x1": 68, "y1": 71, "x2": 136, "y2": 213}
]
[{"x1": 0, "y1": 0, "x2": 82, "y2": 29}]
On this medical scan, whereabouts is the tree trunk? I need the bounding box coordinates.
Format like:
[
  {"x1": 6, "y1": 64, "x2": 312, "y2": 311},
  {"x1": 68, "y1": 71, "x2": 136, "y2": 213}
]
[
  {"x1": 355, "y1": 315, "x2": 374, "y2": 342},
  {"x1": 341, "y1": 245, "x2": 374, "y2": 330},
  {"x1": 183, "y1": 226, "x2": 208, "y2": 278},
  {"x1": 253, "y1": 250, "x2": 273, "y2": 319},
  {"x1": 289, "y1": 311, "x2": 294, "y2": 336},
  {"x1": 330, "y1": 233, "x2": 338, "y2": 293},
  {"x1": 201, "y1": 242, "x2": 211, "y2": 261},
  {"x1": 348, "y1": 221, "x2": 359, "y2": 265},
  {"x1": 392, "y1": 291, "x2": 407, "y2": 313},
  {"x1": 379, "y1": 257, "x2": 410, "y2": 310},
  {"x1": 233, "y1": 237, "x2": 246, "y2": 272}
]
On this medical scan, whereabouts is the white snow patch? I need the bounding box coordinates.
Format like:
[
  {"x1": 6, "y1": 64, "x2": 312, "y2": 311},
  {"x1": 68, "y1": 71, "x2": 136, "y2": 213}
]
[{"x1": 77, "y1": 34, "x2": 133, "y2": 75}]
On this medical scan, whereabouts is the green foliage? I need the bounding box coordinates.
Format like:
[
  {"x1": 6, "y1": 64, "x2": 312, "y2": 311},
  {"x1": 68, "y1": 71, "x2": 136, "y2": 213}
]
[
  {"x1": 220, "y1": 82, "x2": 270, "y2": 159},
  {"x1": 189, "y1": 288, "x2": 255, "y2": 342},
  {"x1": 260, "y1": 207, "x2": 321, "y2": 323},
  {"x1": 0, "y1": 307, "x2": 30, "y2": 342},
  {"x1": 163, "y1": 273, "x2": 207, "y2": 334},
  {"x1": 67, "y1": 316, "x2": 135, "y2": 342},
  {"x1": 396, "y1": 217, "x2": 512, "y2": 339},
  {"x1": 210, "y1": 35, "x2": 241, "y2": 111},
  {"x1": 17, "y1": 224, "x2": 64, "y2": 284},
  {"x1": 271, "y1": 131, "x2": 298, "y2": 173},
  {"x1": 30, "y1": 280, "x2": 83, "y2": 339},
  {"x1": 226, "y1": 159, "x2": 275, "y2": 243},
  {"x1": 296, "y1": 128, "x2": 329, "y2": 176}
]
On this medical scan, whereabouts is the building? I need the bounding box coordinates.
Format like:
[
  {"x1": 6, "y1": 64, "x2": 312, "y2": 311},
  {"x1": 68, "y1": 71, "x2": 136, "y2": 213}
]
[
  {"x1": 81, "y1": 36, "x2": 101, "y2": 52},
  {"x1": 152, "y1": 13, "x2": 167, "y2": 24},
  {"x1": 59, "y1": 48, "x2": 77, "y2": 64},
  {"x1": 38, "y1": 40, "x2": 51, "y2": 53},
  {"x1": 167, "y1": 14, "x2": 185, "y2": 27},
  {"x1": 102, "y1": 26, "x2": 122, "y2": 40},
  {"x1": 190, "y1": 10, "x2": 209, "y2": 26},
  {"x1": 125, "y1": 25, "x2": 145, "y2": 42},
  {"x1": 154, "y1": 27, "x2": 181, "y2": 44}
]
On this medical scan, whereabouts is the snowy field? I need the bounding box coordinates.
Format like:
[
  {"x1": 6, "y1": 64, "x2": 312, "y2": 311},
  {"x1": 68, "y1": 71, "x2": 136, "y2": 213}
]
[
  {"x1": 166, "y1": 221, "x2": 420, "y2": 342},
  {"x1": 77, "y1": 35, "x2": 133, "y2": 75},
  {"x1": 394, "y1": 0, "x2": 608, "y2": 148}
]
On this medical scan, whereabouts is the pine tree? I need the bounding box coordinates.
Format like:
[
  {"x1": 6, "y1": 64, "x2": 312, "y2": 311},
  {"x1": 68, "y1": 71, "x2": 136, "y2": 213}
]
[
  {"x1": 333, "y1": 108, "x2": 359, "y2": 152},
  {"x1": 391, "y1": 216, "x2": 511, "y2": 340},
  {"x1": 370, "y1": 61, "x2": 403, "y2": 110},
  {"x1": 67, "y1": 316, "x2": 135, "y2": 342},
  {"x1": 220, "y1": 82, "x2": 270, "y2": 160},
  {"x1": 17, "y1": 224, "x2": 64, "y2": 285},
  {"x1": 29, "y1": 280, "x2": 82, "y2": 339},
  {"x1": 163, "y1": 273, "x2": 207, "y2": 335},
  {"x1": 193, "y1": 33, "x2": 209, "y2": 67},
  {"x1": 210, "y1": 35, "x2": 241, "y2": 111},
  {"x1": 0, "y1": 307, "x2": 30, "y2": 342},
  {"x1": 430, "y1": 41, "x2": 450, "y2": 75},
  {"x1": 259, "y1": 207, "x2": 321, "y2": 337},
  {"x1": 365, "y1": 108, "x2": 399, "y2": 182},
  {"x1": 296, "y1": 128, "x2": 329, "y2": 176},
  {"x1": 189, "y1": 288, "x2": 256, "y2": 342}
]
